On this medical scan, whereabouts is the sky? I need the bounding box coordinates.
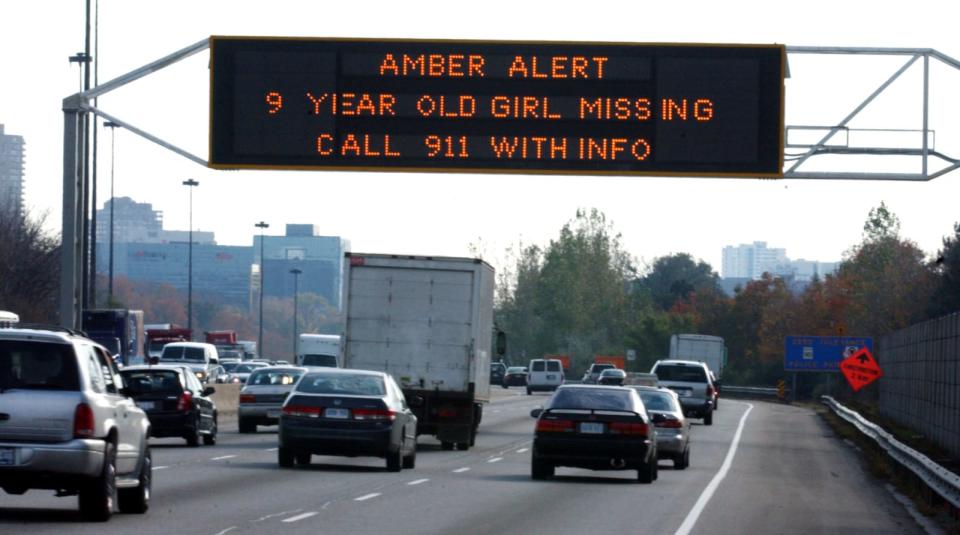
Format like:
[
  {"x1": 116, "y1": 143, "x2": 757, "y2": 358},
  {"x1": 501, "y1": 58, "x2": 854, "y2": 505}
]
[{"x1": 2, "y1": 0, "x2": 959, "y2": 276}]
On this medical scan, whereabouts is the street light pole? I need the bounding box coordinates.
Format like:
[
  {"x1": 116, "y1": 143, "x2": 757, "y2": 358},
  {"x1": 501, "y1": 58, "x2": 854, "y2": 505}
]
[
  {"x1": 255, "y1": 221, "x2": 269, "y2": 357},
  {"x1": 183, "y1": 179, "x2": 199, "y2": 333},
  {"x1": 104, "y1": 121, "x2": 119, "y2": 304},
  {"x1": 290, "y1": 267, "x2": 302, "y2": 361}
]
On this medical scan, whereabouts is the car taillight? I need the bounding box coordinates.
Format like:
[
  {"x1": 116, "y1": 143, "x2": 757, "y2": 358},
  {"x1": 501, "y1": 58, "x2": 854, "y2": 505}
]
[
  {"x1": 536, "y1": 419, "x2": 574, "y2": 433},
  {"x1": 609, "y1": 422, "x2": 650, "y2": 436},
  {"x1": 437, "y1": 407, "x2": 459, "y2": 418},
  {"x1": 706, "y1": 385, "x2": 715, "y2": 397},
  {"x1": 353, "y1": 408, "x2": 396, "y2": 421},
  {"x1": 177, "y1": 390, "x2": 193, "y2": 412},
  {"x1": 656, "y1": 418, "x2": 683, "y2": 429},
  {"x1": 74, "y1": 403, "x2": 95, "y2": 439},
  {"x1": 239, "y1": 393, "x2": 256, "y2": 404},
  {"x1": 282, "y1": 405, "x2": 322, "y2": 418}
]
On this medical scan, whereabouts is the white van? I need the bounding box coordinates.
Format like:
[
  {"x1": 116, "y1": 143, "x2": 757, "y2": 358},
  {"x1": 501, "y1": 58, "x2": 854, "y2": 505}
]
[
  {"x1": 526, "y1": 358, "x2": 564, "y2": 394},
  {"x1": 298, "y1": 333, "x2": 341, "y2": 367}
]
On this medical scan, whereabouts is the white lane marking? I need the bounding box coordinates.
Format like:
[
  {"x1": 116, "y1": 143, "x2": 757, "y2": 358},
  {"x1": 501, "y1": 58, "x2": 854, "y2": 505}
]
[
  {"x1": 266, "y1": 447, "x2": 279, "y2": 452},
  {"x1": 452, "y1": 467, "x2": 470, "y2": 473},
  {"x1": 211, "y1": 455, "x2": 237, "y2": 461},
  {"x1": 282, "y1": 511, "x2": 318, "y2": 523},
  {"x1": 492, "y1": 409, "x2": 501, "y2": 413},
  {"x1": 487, "y1": 457, "x2": 503, "y2": 463},
  {"x1": 254, "y1": 509, "x2": 302, "y2": 522},
  {"x1": 154, "y1": 465, "x2": 169, "y2": 470},
  {"x1": 407, "y1": 478, "x2": 430, "y2": 486},
  {"x1": 213, "y1": 527, "x2": 237, "y2": 535},
  {"x1": 674, "y1": 402, "x2": 754, "y2": 535},
  {"x1": 516, "y1": 448, "x2": 529, "y2": 454},
  {"x1": 354, "y1": 493, "x2": 381, "y2": 502}
]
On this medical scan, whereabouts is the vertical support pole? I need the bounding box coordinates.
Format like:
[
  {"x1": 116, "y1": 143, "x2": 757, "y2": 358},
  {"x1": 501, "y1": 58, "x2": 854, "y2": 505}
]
[
  {"x1": 792, "y1": 373, "x2": 798, "y2": 403},
  {"x1": 60, "y1": 105, "x2": 83, "y2": 329},
  {"x1": 922, "y1": 53, "x2": 930, "y2": 178}
]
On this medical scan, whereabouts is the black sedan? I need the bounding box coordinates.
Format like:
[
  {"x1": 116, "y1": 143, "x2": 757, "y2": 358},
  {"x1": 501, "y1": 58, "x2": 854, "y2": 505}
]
[
  {"x1": 530, "y1": 385, "x2": 658, "y2": 483},
  {"x1": 120, "y1": 365, "x2": 218, "y2": 446},
  {"x1": 278, "y1": 368, "x2": 418, "y2": 471},
  {"x1": 502, "y1": 366, "x2": 528, "y2": 387}
]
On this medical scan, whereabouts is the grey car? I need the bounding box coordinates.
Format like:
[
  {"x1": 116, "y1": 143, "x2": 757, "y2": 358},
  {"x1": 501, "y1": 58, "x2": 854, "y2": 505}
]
[
  {"x1": 0, "y1": 326, "x2": 153, "y2": 521},
  {"x1": 650, "y1": 359, "x2": 715, "y2": 425},
  {"x1": 238, "y1": 366, "x2": 308, "y2": 433},
  {"x1": 631, "y1": 385, "x2": 691, "y2": 469}
]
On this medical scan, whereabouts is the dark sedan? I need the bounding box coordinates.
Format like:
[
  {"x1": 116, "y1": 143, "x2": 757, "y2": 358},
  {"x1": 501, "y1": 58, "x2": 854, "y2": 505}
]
[
  {"x1": 502, "y1": 366, "x2": 528, "y2": 387},
  {"x1": 278, "y1": 368, "x2": 418, "y2": 471},
  {"x1": 120, "y1": 365, "x2": 218, "y2": 446},
  {"x1": 530, "y1": 384, "x2": 658, "y2": 483}
]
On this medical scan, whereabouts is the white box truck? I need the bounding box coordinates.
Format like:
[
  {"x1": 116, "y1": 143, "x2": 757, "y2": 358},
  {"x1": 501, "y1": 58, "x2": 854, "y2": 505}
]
[
  {"x1": 341, "y1": 253, "x2": 496, "y2": 450},
  {"x1": 298, "y1": 333, "x2": 341, "y2": 367},
  {"x1": 669, "y1": 334, "x2": 727, "y2": 379}
]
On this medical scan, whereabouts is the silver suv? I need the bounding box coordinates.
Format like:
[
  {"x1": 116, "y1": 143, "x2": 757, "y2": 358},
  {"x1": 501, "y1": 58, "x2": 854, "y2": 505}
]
[
  {"x1": 649, "y1": 359, "x2": 715, "y2": 426},
  {"x1": 0, "y1": 325, "x2": 153, "y2": 521}
]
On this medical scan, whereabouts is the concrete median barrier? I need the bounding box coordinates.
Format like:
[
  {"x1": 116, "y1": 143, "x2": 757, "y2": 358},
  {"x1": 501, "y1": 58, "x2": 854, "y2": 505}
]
[{"x1": 209, "y1": 383, "x2": 241, "y2": 419}]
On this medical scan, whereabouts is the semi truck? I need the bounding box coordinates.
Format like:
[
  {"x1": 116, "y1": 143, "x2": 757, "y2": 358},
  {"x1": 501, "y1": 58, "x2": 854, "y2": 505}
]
[
  {"x1": 298, "y1": 333, "x2": 341, "y2": 367},
  {"x1": 145, "y1": 324, "x2": 192, "y2": 359},
  {"x1": 205, "y1": 330, "x2": 246, "y2": 360},
  {"x1": 669, "y1": 334, "x2": 727, "y2": 379},
  {"x1": 341, "y1": 253, "x2": 498, "y2": 451},
  {"x1": 81, "y1": 309, "x2": 145, "y2": 366}
]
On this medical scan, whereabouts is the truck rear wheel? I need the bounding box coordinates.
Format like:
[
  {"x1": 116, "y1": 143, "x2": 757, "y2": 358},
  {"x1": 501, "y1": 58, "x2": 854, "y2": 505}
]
[
  {"x1": 455, "y1": 442, "x2": 469, "y2": 451},
  {"x1": 441, "y1": 441, "x2": 454, "y2": 451}
]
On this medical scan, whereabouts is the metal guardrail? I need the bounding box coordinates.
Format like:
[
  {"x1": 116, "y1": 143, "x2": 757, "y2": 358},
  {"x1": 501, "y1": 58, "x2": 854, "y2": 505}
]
[
  {"x1": 822, "y1": 395, "x2": 960, "y2": 509},
  {"x1": 722, "y1": 386, "x2": 783, "y2": 398}
]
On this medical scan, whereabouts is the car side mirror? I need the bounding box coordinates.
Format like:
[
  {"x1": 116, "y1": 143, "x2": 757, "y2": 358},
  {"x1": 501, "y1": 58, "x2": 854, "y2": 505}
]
[
  {"x1": 202, "y1": 386, "x2": 216, "y2": 397},
  {"x1": 530, "y1": 407, "x2": 543, "y2": 418},
  {"x1": 408, "y1": 396, "x2": 424, "y2": 408},
  {"x1": 650, "y1": 413, "x2": 666, "y2": 424}
]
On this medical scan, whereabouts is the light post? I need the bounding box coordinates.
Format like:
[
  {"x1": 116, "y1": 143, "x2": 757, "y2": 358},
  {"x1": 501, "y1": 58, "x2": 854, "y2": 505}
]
[
  {"x1": 255, "y1": 221, "x2": 269, "y2": 357},
  {"x1": 104, "y1": 121, "x2": 119, "y2": 304},
  {"x1": 290, "y1": 268, "x2": 302, "y2": 361},
  {"x1": 183, "y1": 179, "x2": 199, "y2": 332}
]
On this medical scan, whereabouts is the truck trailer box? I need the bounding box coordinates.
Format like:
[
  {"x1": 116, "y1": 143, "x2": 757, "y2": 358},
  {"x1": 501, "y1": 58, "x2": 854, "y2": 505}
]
[{"x1": 341, "y1": 253, "x2": 495, "y2": 449}]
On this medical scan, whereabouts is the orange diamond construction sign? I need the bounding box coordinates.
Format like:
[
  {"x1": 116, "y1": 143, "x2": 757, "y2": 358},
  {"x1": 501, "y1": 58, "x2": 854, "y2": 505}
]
[{"x1": 840, "y1": 347, "x2": 883, "y2": 392}]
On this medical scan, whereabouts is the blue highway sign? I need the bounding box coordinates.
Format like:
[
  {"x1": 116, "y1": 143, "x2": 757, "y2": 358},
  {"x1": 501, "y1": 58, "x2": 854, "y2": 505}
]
[{"x1": 784, "y1": 336, "x2": 874, "y2": 372}]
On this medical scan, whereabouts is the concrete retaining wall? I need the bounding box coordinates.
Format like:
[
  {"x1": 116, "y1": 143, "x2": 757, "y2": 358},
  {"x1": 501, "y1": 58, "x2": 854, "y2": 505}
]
[{"x1": 209, "y1": 383, "x2": 241, "y2": 418}]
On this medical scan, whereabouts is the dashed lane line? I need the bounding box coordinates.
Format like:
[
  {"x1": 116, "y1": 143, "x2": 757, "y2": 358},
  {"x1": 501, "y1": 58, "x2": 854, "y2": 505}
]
[
  {"x1": 211, "y1": 455, "x2": 237, "y2": 461},
  {"x1": 282, "y1": 511, "x2": 318, "y2": 523},
  {"x1": 407, "y1": 478, "x2": 430, "y2": 486},
  {"x1": 452, "y1": 467, "x2": 471, "y2": 473},
  {"x1": 354, "y1": 493, "x2": 381, "y2": 502},
  {"x1": 487, "y1": 457, "x2": 503, "y2": 463}
]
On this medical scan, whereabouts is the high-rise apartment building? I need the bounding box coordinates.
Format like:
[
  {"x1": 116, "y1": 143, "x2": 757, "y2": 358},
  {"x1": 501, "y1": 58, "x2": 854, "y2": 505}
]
[{"x1": 0, "y1": 124, "x2": 25, "y2": 216}]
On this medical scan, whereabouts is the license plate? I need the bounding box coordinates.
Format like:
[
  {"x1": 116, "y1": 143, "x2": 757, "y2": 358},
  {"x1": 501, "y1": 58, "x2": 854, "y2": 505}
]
[
  {"x1": 267, "y1": 409, "x2": 281, "y2": 419},
  {"x1": 546, "y1": 374, "x2": 556, "y2": 380},
  {"x1": 579, "y1": 422, "x2": 604, "y2": 434},
  {"x1": 0, "y1": 448, "x2": 15, "y2": 466},
  {"x1": 325, "y1": 408, "x2": 349, "y2": 419},
  {"x1": 138, "y1": 401, "x2": 155, "y2": 410}
]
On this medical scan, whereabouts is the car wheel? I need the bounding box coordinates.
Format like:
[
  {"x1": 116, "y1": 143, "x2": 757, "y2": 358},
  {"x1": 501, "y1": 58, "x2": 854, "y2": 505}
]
[
  {"x1": 186, "y1": 414, "x2": 202, "y2": 447},
  {"x1": 386, "y1": 448, "x2": 403, "y2": 472},
  {"x1": 638, "y1": 459, "x2": 655, "y2": 484},
  {"x1": 526, "y1": 388, "x2": 532, "y2": 395},
  {"x1": 238, "y1": 418, "x2": 255, "y2": 434},
  {"x1": 455, "y1": 442, "x2": 469, "y2": 451},
  {"x1": 502, "y1": 383, "x2": 508, "y2": 389},
  {"x1": 440, "y1": 441, "x2": 454, "y2": 451},
  {"x1": 278, "y1": 447, "x2": 295, "y2": 468},
  {"x1": 79, "y1": 441, "x2": 116, "y2": 521},
  {"x1": 295, "y1": 452, "x2": 311, "y2": 465},
  {"x1": 203, "y1": 414, "x2": 218, "y2": 446},
  {"x1": 402, "y1": 446, "x2": 417, "y2": 469},
  {"x1": 653, "y1": 457, "x2": 659, "y2": 481},
  {"x1": 531, "y1": 454, "x2": 554, "y2": 480},
  {"x1": 118, "y1": 447, "x2": 151, "y2": 514},
  {"x1": 676, "y1": 448, "x2": 690, "y2": 470},
  {"x1": 704, "y1": 411, "x2": 714, "y2": 426}
]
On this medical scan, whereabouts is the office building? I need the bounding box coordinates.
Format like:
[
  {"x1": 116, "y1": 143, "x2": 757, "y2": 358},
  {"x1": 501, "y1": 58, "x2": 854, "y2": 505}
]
[{"x1": 0, "y1": 124, "x2": 25, "y2": 217}]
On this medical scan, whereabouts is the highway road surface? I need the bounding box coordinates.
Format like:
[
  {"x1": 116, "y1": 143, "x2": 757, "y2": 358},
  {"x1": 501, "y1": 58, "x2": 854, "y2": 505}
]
[{"x1": 0, "y1": 389, "x2": 924, "y2": 534}]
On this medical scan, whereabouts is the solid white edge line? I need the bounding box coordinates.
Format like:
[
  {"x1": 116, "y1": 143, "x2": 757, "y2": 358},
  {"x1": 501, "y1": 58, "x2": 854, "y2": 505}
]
[
  {"x1": 407, "y1": 478, "x2": 430, "y2": 486},
  {"x1": 674, "y1": 402, "x2": 754, "y2": 535},
  {"x1": 354, "y1": 493, "x2": 381, "y2": 501},
  {"x1": 282, "y1": 511, "x2": 318, "y2": 523}
]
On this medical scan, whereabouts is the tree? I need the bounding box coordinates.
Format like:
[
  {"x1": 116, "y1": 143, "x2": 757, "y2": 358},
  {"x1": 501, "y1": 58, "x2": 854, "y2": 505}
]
[
  {"x1": 929, "y1": 222, "x2": 960, "y2": 317},
  {"x1": 636, "y1": 253, "x2": 720, "y2": 310},
  {"x1": 0, "y1": 208, "x2": 59, "y2": 322}
]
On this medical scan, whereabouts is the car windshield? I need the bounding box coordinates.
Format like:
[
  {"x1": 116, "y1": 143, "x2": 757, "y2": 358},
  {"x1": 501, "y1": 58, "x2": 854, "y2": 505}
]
[
  {"x1": 506, "y1": 367, "x2": 525, "y2": 373},
  {"x1": 548, "y1": 388, "x2": 634, "y2": 411},
  {"x1": 236, "y1": 363, "x2": 267, "y2": 373},
  {"x1": 160, "y1": 346, "x2": 206, "y2": 362},
  {"x1": 120, "y1": 370, "x2": 182, "y2": 395},
  {"x1": 247, "y1": 369, "x2": 303, "y2": 386},
  {"x1": 655, "y1": 365, "x2": 707, "y2": 382},
  {"x1": 297, "y1": 373, "x2": 386, "y2": 396},
  {"x1": 638, "y1": 391, "x2": 678, "y2": 412},
  {"x1": 0, "y1": 340, "x2": 80, "y2": 391},
  {"x1": 222, "y1": 362, "x2": 242, "y2": 372}
]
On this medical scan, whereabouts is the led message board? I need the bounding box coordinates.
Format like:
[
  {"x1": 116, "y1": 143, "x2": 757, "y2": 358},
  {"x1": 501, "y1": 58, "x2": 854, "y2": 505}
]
[{"x1": 209, "y1": 37, "x2": 785, "y2": 176}]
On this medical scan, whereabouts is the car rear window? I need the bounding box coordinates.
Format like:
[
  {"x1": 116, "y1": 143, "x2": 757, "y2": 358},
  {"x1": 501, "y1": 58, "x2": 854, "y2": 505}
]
[
  {"x1": 120, "y1": 370, "x2": 183, "y2": 395},
  {"x1": 301, "y1": 354, "x2": 338, "y2": 367},
  {"x1": 548, "y1": 388, "x2": 634, "y2": 411},
  {"x1": 546, "y1": 361, "x2": 561, "y2": 372},
  {"x1": 638, "y1": 391, "x2": 678, "y2": 412},
  {"x1": 506, "y1": 367, "x2": 525, "y2": 373},
  {"x1": 654, "y1": 364, "x2": 707, "y2": 383},
  {"x1": 531, "y1": 361, "x2": 545, "y2": 372},
  {"x1": 248, "y1": 369, "x2": 303, "y2": 386},
  {"x1": 0, "y1": 340, "x2": 81, "y2": 391},
  {"x1": 160, "y1": 346, "x2": 206, "y2": 362},
  {"x1": 297, "y1": 373, "x2": 385, "y2": 396}
]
